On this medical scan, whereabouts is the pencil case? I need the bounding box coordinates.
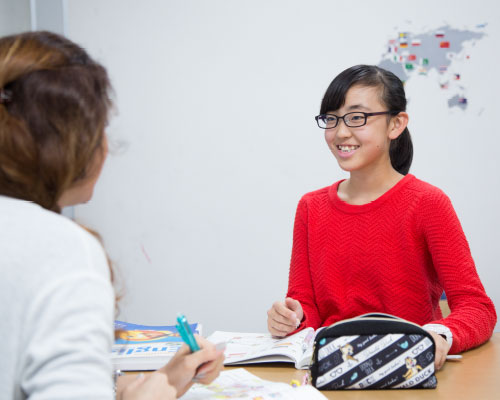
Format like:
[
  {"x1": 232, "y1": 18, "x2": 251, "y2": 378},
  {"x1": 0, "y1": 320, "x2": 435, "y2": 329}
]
[{"x1": 310, "y1": 313, "x2": 437, "y2": 390}]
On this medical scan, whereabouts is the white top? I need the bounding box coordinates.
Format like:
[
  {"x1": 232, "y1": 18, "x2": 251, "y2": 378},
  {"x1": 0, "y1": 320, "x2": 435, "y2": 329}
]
[{"x1": 0, "y1": 196, "x2": 115, "y2": 400}]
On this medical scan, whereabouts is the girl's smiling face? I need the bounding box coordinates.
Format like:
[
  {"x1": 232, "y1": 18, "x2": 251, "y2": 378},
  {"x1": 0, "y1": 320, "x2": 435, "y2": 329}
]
[{"x1": 324, "y1": 84, "x2": 406, "y2": 174}]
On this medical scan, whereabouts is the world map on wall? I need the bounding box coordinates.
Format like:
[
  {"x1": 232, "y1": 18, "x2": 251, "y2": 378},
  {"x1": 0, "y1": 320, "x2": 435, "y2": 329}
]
[{"x1": 378, "y1": 24, "x2": 487, "y2": 110}]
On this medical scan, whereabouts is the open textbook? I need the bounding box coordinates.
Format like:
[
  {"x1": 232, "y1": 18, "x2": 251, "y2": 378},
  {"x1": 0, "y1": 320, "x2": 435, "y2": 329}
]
[
  {"x1": 112, "y1": 320, "x2": 202, "y2": 371},
  {"x1": 180, "y1": 368, "x2": 326, "y2": 400},
  {"x1": 207, "y1": 327, "x2": 317, "y2": 370}
]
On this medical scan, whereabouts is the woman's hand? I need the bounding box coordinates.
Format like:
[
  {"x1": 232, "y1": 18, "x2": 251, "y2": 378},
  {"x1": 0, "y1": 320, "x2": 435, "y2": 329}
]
[
  {"x1": 428, "y1": 331, "x2": 451, "y2": 370},
  {"x1": 120, "y1": 372, "x2": 176, "y2": 400},
  {"x1": 159, "y1": 335, "x2": 225, "y2": 397},
  {"x1": 267, "y1": 297, "x2": 303, "y2": 337}
]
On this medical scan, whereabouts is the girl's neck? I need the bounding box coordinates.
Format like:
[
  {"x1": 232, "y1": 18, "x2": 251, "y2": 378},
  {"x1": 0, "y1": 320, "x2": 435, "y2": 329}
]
[{"x1": 338, "y1": 165, "x2": 404, "y2": 206}]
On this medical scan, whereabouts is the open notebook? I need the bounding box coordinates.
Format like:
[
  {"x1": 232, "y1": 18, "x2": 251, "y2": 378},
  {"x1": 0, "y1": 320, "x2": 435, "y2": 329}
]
[{"x1": 207, "y1": 327, "x2": 319, "y2": 370}]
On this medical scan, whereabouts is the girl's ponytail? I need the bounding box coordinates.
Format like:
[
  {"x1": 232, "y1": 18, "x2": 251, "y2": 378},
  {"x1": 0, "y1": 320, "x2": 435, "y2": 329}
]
[{"x1": 389, "y1": 127, "x2": 413, "y2": 175}]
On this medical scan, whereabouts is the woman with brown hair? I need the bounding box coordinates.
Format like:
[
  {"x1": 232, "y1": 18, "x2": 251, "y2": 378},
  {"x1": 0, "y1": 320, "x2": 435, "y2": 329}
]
[{"x1": 0, "y1": 31, "x2": 223, "y2": 399}]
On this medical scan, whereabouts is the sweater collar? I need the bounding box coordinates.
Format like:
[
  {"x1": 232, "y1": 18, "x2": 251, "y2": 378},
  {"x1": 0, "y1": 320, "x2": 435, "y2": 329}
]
[{"x1": 328, "y1": 174, "x2": 415, "y2": 214}]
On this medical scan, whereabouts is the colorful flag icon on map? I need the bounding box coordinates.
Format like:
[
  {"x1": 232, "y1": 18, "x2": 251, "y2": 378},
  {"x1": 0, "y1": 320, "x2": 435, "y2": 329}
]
[
  {"x1": 435, "y1": 31, "x2": 445, "y2": 38},
  {"x1": 440, "y1": 41, "x2": 450, "y2": 48},
  {"x1": 399, "y1": 32, "x2": 408, "y2": 39},
  {"x1": 408, "y1": 54, "x2": 417, "y2": 61},
  {"x1": 454, "y1": 74, "x2": 460, "y2": 80},
  {"x1": 405, "y1": 63, "x2": 414, "y2": 70},
  {"x1": 458, "y1": 97, "x2": 467, "y2": 104},
  {"x1": 411, "y1": 39, "x2": 421, "y2": 46},
  {"x1": 422, "y1": 58, "x2": 429, "y2": 65},
  {"x1": 400, "y1": 41, "x2": 408, "y2": 48}
]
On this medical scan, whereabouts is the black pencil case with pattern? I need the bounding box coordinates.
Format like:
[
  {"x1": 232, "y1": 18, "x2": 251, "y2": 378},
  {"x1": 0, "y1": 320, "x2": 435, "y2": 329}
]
[{"x1": 310, "y1": 313, "x2": 437, "y2": 390}]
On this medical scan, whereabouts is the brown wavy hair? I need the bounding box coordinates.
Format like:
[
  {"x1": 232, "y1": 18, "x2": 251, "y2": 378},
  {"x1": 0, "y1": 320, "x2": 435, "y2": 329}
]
[
  {"x1": 0, "y1": 31, "x2": 121, "y2": 314},
  {"x1": 0, "y1": 31, "x2": 112, "y2": 212}
]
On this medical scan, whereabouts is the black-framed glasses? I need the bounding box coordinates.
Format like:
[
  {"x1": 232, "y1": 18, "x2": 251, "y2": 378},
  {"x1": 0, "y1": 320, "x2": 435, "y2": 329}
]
[{"x1": 315, "y1": 111, "x2": 398, "y2": 129}]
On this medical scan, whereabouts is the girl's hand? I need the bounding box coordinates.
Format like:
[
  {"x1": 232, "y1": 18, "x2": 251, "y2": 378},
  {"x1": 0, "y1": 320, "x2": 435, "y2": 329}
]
[
  {"x1": 428, "y1": 331, "x2": 451, "y2": 370},
  {"x1": 267, "y1": 297, "x2": 303, "y2": 337},
  {"x1": 120, "y1": 372, "x2": 176, "y2": 400},
  {"x1": 159, "y1": 335, "x2": 225, "y2": 397}
]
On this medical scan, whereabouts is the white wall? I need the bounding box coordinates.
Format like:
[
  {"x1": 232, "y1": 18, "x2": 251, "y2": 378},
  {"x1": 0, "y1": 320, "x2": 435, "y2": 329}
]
[
  {"x1": 64, "y1": 0, "x2": 500, "y2": 335},
  {"x1": 0, "y1": 0, "x2": 30, "y2": 36},
  {"x1": 31, "y1": 0, "x2": 65, "y2": 35}
]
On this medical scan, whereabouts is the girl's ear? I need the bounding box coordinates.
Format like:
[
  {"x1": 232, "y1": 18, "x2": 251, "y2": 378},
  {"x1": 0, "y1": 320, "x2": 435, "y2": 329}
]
[{"x1": 388, "y1": 112, "x2": 409, "y2": 140}]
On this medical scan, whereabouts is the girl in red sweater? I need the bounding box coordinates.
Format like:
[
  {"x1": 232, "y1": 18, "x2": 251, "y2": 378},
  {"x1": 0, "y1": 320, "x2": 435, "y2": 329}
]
[{"x1": 266, "y1": 65, "x2": 496, "y2": 370}]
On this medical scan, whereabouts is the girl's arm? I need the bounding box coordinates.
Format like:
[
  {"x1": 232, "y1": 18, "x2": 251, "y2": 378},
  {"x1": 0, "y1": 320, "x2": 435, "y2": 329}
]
[
  {"x1": 419, "y1": 190, "x2": 497, "y2": 354},
  {"x1": 286, "y1": 198, "x2": 322, "y2": 331}
]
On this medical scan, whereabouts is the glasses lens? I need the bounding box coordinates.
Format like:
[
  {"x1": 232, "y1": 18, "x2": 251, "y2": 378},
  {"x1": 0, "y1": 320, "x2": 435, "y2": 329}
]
[
  {"x1": 345, "y1": 112, "x2": 366, "y2": 127},
  {"x1": 317, "y1": 114, "x2": 338, "y2": 128}
]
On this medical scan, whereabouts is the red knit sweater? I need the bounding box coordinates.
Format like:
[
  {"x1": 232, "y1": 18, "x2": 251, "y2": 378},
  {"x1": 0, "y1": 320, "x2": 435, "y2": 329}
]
[{"x1": 287, "y1": 174, "x2": 496, "y2": 354}]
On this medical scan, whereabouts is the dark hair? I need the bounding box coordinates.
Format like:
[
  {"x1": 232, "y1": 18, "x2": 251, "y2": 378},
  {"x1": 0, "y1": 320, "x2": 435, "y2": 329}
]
[
  {"x1": 0, "y1": 31, "x2": 113, "y2": 212},
  {"x1": 320, "y1": 65, "x2": 413, "y2": 175}
]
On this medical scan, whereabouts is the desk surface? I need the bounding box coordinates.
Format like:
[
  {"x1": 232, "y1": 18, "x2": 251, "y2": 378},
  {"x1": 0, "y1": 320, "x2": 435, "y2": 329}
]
[{"x1": 226, "y1": 333, "x2": 500, "y2": 400}]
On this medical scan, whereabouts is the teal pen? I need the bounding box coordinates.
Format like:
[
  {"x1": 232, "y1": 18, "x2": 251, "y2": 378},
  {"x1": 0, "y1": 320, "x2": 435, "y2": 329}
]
[
  {"x1": 176, "y1": 313, "x2": 200, "y2": 352},
  {"x1": 177, "y1": 324, "x2": 190, "y2": 346}
]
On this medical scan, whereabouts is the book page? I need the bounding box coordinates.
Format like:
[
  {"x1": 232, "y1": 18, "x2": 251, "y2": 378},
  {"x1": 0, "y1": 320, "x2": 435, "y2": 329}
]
[
  {"x1": 180, "y1": 368, "x2": 327, "y2": 400},
  {"x1": 207, "y1": 328, "x2": 315, "y2": 368}
]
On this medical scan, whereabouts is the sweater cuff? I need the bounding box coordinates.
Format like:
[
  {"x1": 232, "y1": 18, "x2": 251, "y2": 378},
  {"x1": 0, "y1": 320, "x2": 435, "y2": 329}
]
[{"x1": 423, "y1": 323, "x2": 453, "y2": 348}]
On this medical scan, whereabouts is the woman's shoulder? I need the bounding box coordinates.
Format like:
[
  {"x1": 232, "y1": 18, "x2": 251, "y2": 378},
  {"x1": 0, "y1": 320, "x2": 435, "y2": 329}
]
[
  {"x1": 0, "y1": 196, "x2": 109, "y2": 280},
  {"x1": 299, "y1": 180, "x2": 342, "y2": 203},
  {"x1": 406, "y1": 175, "x2": 450, "y2": 201},
  {"x1": 404, "y1": 175, "x2": 456, "y2": 217}
]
